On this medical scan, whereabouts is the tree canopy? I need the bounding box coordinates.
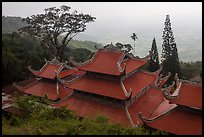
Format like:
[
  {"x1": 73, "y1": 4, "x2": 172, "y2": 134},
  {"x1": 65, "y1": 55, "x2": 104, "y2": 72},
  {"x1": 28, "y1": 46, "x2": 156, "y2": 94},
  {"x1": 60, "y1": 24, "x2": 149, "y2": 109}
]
[{"x1": 18, "y1": 5, "x2": 96, "y2": 61}]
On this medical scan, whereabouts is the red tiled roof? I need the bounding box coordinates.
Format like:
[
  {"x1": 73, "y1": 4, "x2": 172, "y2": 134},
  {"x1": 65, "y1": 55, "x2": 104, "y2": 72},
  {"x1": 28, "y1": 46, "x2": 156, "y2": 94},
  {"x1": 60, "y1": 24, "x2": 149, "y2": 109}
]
[
  {"x1": 58, "y1": 68, "x2": 78, "y2": 79},
  {"x1": 148, "y1": 98, "x2": 177, "y2": 119},
  {"x1": 72, "y1": 70, "x2": 86, "y2": 77},
  {"x1": 14, "y1": 79, "x2": 73, "y2": 101},
  {"x1": 31, "y1": 63, "x2": 61, "y2": 79},
  {"x1": 75, "y1": 49, "x2": 148, "y2": 76},
  {"x1": 51, "y1": 95, "x2": 130, "y2": 126},
  {"x1": 124, "y1": 71, "x2": 158, "y2": 98},
  {"x1": 143, "y1": 107, "x2": 202, "y2": 135},
  {"x1": 168, "y1": 83, "x2": 202, "y2": 109},
  {"x1": 123, "y1": 58, "x2": 147, "y2": 74},
  {"x1": 66, "y1": 75, "x2": 127, "y2": 100},
  {"x1": 127, "y1": 87, "x2": 164, "y2": 125},
  {"x1": 66, "y1": 70, "x2": 158, "y2": 100},
  {"x1": 76, "y1": 50, "x2": 125, "y2": 75}
]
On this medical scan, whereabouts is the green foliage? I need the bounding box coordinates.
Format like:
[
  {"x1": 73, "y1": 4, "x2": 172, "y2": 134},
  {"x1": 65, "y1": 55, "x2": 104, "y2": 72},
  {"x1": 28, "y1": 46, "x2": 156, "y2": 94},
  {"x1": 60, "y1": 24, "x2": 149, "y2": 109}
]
[
  {"x1": 148, "y1": 38, "x2": 160, "y2": 72},
  {"x1": 69, "y1": 39, "x2": 103, "y2": 51},
  {"x1": 48, "y1": 107, "x2": 76, "y2": 120},
  {"x1": 93, "y1": 114, "x2": 109, "y2": 124},
  {"x1": 180, "y1": 61, "x2": 202, "y2": 80},
  {"x1": 14, "y1": 95, "x2": 43, "y2": 117},
  {"x1": 66, "y1": 48, "x2": 94, "y2": 63},
  {"x1": 2, "y1": 33, "x2": 50, "y2": 85},
  {"x1": 9, "y1": 115, "x2": 21, "y2": 126}
]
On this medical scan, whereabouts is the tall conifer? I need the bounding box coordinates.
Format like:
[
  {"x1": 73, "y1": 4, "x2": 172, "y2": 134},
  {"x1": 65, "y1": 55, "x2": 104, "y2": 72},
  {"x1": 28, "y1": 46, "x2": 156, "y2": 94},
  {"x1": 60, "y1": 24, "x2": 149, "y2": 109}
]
[
  {"x1": 148, "y1": 38, "x2": 160, "y2": 72},
  {"x1": 161, "y1": 15, "x2": 181, "y2": 85}
]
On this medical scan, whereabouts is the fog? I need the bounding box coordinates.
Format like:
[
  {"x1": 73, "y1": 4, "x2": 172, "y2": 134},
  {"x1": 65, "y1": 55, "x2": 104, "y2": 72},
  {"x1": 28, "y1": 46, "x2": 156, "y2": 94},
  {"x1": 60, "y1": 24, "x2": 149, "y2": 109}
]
[{"x1": 2, "y1": 2, "x2": 202, "y2": 62}]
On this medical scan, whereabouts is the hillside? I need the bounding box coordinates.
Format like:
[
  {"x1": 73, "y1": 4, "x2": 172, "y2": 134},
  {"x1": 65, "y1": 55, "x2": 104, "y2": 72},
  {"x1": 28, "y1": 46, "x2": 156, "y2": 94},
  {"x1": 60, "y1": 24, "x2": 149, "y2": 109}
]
[
  {"x1": 2, "y1": 16, "x2": 103, "y2": 51},
  {"x1": 2, "y1": 16, "x2": 26, "y2": 34}
]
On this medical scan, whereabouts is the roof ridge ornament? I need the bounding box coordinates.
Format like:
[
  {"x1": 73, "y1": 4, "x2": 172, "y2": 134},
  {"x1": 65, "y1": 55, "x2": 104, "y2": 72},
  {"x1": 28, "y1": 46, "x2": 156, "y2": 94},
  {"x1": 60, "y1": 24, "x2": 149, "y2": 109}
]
[
  {"x1": 152, "y1": 65, "x2": 163, "y2": 76},
  {"x1": 117, "y1": 51, "x2": 127, "y2": 73},
  {"x1": 161, "y1": 81, "x2": 182, "y2": 99},
  {"x1": 138, "y1": 106, "x2": 177, "y2": 123},
  {"x1": 125, "y1": 105, "x2": 138, "y2": 127},
  {"x1": 120, "y1": 78, "x2": 132, "y2": 97},
  {"x1": 157, "y1": 72, "x2": 171, "y2": 87}
]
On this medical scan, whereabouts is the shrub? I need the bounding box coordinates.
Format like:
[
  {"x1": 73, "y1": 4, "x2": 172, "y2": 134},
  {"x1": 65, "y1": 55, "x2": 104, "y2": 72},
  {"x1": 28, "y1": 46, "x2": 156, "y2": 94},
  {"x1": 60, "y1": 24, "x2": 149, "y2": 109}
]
[
  {"x1": 9, "y1": 115, "x2": 20, "y2": 126},
  {"x1": 93, "y1": 114, "x2": 109, "y2": 124}
]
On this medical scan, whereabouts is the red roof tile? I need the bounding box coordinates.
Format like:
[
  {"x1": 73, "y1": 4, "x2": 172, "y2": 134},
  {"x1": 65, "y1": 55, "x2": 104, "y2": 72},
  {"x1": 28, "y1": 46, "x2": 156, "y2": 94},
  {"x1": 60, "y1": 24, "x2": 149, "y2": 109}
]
[
  {"x1": 75, "y1": 49, "x2": 148, "y2": 76},
  {"x1": 31, "y1": 63, "x2": 61, "y2": 79},
  {"x1": 123, "y1": 58, "x2": 147, "y2": 74},
  {"x1": 127, "y1": 87, "x2": 164, "y2": 125},
  {"x1": 124, "y1": 71, "x2": 158, "y2": 98},
  {"x1": 148, "y1": 98, "x2": 177, "y2": 119},
  {"x1": 58, "y1": 68, "x2": 78, "y2": 79},
  {"x1": 51, "y1": 95, "x2": 130, "y2": 126},
  {"x1": 143, "y1": 108, "x2": 202, "y2": 135},
  {"x1": 66, "y1": 70, "x2": 158, "y2": 100},
  {"x1": 72, "y1": 70, "x2": 86, "y2": 77},
  {"x1": 76, "y1": 50, "x2": 125, "y2": 75},
  {"x1": 168, "y1": 83, "x2": 202, "y2": 109},
  {"x1": 14, "y1": 79, "x2": 73, "y2": 101},
  {"x1": 66, "y1": 75, "x2": 127, "y2": 100}
]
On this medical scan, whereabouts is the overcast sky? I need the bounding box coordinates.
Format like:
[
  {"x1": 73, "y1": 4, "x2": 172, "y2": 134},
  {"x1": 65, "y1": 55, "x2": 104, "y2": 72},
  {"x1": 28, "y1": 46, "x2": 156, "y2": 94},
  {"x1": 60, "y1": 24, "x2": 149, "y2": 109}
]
[
  {"x1": 2, "y1": 2, "x2": 202, "y2": 61},
  {"x1": 2, "y1": 2, "x2": 201, "y2": 28}
]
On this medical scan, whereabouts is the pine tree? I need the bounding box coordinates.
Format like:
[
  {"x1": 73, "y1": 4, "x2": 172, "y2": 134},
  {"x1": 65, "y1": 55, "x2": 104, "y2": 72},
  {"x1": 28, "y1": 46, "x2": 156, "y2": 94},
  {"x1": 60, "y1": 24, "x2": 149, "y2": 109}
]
[
  {"x1": 161, "y1": 15, "x2": 181, "y2": 85},
  {"x1": 148, "y1": 38, "x2": 160, "y2": 72}
]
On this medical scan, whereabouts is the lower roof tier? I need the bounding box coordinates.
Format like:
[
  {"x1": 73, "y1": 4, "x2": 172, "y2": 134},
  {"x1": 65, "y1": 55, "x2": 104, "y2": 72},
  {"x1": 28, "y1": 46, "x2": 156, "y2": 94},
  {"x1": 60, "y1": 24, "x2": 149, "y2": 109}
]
[
  {"x1": 123, "y1": 70, "x2": 157, "y2": 98},
  {"x1": 66, "y1": 74, "x2": 127, "y2": 100},
  {"x1": 66, "y1": 70, "x2": 158, "y2": 100},
  {"x1": 50, "y1": 94, "x2": 131, "y2": 126},
  {"x1": 31, "y1": 63, "x2": 61, "y2": 79},
  {"x1": 168, "y1": 82, "x2": 202, "y2": 110},
  {"x1": 143, "y1": 107, "x2": 202, "y2": 135},
  {"x1": 127, "y1": 87, "x2": 165, "y2": 125},
  {"x1": 13, "y1": 79, "x2": 73, "y2": 101}
]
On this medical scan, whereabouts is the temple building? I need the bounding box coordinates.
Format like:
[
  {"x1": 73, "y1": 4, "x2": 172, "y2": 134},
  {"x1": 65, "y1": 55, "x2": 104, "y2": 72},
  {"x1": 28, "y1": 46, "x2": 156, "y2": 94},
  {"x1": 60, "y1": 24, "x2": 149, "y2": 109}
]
[
  {"x1": 4, "y1": 44, "x2": 202, "y2": 135},
  {"x1": 139, "y1": 76, "x2": 202, "y2": 135},
  {"x1": 13, "y1": 58, "x2": 84, "y2": 101}
]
